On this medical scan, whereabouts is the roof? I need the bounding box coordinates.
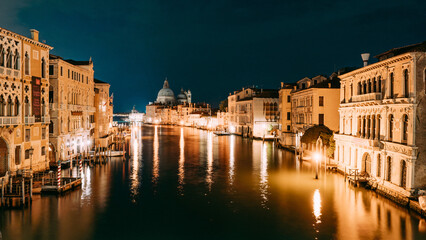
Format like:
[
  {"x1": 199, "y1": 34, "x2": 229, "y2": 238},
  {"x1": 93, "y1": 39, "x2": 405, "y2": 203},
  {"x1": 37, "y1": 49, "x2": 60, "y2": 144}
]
[
  {"x1": 292, "y1": 78, "x2": 340, "y2": 93},
  {"x1": 237, "y1": 90, "x2": 279, "y2": 101},
  {"x1": 64, "y1": 59, "x2": 92, "y2": 65},
  {"x1": 94, "y1": 78, "x2": 108, "y2": 84},
  {"x1": 375, "y1": 41, "x2": 426, "y2": 61}
]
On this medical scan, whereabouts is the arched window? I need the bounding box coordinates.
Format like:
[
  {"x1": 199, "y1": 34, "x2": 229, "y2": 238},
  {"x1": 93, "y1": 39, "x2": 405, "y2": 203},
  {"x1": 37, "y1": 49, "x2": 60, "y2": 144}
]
[
  {"x1": 0, "y1": 44, "x2": 4, "y2": 66},
  {"x1": 24, "y1": 52, "x2": 29, "y2": 75},
  {"x1": 363, "y1": 81, "x2": 367, "y2": 94},
  {"x1": 13, "y1": 49, "x2": 20, "y2": 70},
  {"x1": 377, "y1": 154, "x2": 381, "y2": 177},
  {"x1": 368, "y1": 79, "x2": 371, "y2": 93},
  {"x1": 377, "y1": 115, "x2": 381, "y2": 141},
  {"x1": 6, "y1": 48, "x2": 12, "y2": 68},
  {"x1": 358, "y1": 82, "x2": 362, "y2": 95},
  {"x1": 378, "y1": 76, "x2": 382, "y2": 94},
  {"x1": 402, "y1": 115, "x2": 408, "y2": 143},
  {"x1": 0, "y1": 95, "x2": 4, "y2": 116},
  {"x1": 14, "y1": 97, "x2": 19, "y2": 116},
  {"x1": 41, "y1": 57, "x2": 46, "y2": 78},
  {"x1": 7, "y1": 96, "x2": 13, "y2": 116},
  {"x1": 390, "y1": 72, "x2": 394, "y2": 98},
  {"x1": 49, "y1": 120, "x2": 54, "y2": 134},
  {"x1": 400, "y1": 160, "x2": 407, "y2": 188},
  {"x1": 389, "y1": 114, "x2": 394, "y2": 141},
  {"x1": 373, "y1": 77, "x2": 377, "y2": 92},
  {"x1": 24, "y1": 96, "x2": 30, "y2": 116},
  {"x1": 404, "y1": 69, "x2": 409, "y2": 97},
  {"x1": 386, "y1": 156, "x2": 392, "y2": 182}
]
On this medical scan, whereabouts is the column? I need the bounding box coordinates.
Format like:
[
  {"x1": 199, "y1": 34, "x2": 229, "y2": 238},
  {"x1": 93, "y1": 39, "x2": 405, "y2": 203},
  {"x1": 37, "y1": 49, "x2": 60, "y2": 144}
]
[
  {"x1": 361, "y1": 116, "x2": 365, "y2": 138},
  {"x1": 375, "y1": 116, "x2": 379, "y2": 140}
]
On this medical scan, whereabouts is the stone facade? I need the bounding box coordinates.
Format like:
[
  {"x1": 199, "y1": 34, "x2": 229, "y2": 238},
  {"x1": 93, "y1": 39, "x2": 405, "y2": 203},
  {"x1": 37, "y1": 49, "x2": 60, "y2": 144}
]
[
  {"x1": 94, "y1": 79, "x2": 113, "y2": 148},
  {"x1": 0, "y1": 28, "x2": 52, "y2": 176},
  {"x1": 48, "y1": 55, "x2": 95, "y2": 162},
  {"x1": 335, "y1": 42, "x2": 426, "y2": 196}
]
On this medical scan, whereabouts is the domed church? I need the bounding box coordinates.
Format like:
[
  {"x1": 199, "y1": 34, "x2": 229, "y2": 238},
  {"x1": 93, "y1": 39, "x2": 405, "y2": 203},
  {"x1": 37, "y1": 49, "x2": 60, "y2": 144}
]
[
  {"x1": 155, "y1": 78, "x2": 191, "y2": 105},
  {"x1": 156, "y1": 78, "x2": 176, "y2": 104}
]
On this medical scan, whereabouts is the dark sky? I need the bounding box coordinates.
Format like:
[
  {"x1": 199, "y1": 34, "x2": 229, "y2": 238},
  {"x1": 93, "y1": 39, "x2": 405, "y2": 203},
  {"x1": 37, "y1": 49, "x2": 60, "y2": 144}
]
[{"x1": 2, "y1": 0, "x2": 425, "y2": 112}]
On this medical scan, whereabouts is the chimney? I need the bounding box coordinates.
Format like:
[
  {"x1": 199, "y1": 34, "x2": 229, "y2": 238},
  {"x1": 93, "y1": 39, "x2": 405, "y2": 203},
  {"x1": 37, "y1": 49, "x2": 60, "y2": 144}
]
[
  {"x1": 30, "y1": 29, "x2": 39, "y2": 42},
  {"x1": 328, "y1": 83, "x2": 331, "y2": 88},
  {"x1": 281, "y1": 82, "x2": 284, "y2": 88},
  {"x1": 361, "y1": 53, "x2": 370, "y2": 67},
  {"x1": 293, "y1": 86, "x2": 297, "y2": 90}
]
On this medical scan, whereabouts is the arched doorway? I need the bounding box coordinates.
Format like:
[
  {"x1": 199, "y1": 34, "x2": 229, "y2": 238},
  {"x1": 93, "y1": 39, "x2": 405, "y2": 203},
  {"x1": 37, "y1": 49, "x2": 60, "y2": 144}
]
[
  {"x1": 0, "y1": 138, "x2": 9, "y2": 177},
  {"x1": 361, "y1": 152, "x2": 371, "y2": 176}
]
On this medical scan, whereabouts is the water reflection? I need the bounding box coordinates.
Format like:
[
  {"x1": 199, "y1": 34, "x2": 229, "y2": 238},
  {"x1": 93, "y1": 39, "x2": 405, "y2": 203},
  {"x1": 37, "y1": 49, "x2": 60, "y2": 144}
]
[
  {"x1": 313, "y1": 189, "x2": 322, "y2": 237},
  {"x1": 153, "y1": 125, "x2": 159, "y2": 185},
  {"x1": 206, "y1": 131, "x2": 214, "y2": 191},
  {"x1": 229, "y1": 135, "x2": 235, "y2": 185},
  {"x1": 130, "y1": 126, "x2": 142, "y2": 201},
  {"x1": 178, "y1": 127, "x2": 185, "y2": 194},
  {"x1": 80, "y1": 166, "x2": 92, "y2": 204},
  {"x1": 260, "y1": 142, "x2": 269, "y2": 207}
]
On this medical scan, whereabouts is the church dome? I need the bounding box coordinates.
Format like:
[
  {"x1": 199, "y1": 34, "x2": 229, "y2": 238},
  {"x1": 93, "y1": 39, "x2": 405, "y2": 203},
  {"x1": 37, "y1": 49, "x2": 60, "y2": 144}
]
[
  {"x1": 177, "y1": 88, "x2": 188, "y2": 104},
  {"x1": 156, "y1": 78, "x2": 175, "y2": 104}
]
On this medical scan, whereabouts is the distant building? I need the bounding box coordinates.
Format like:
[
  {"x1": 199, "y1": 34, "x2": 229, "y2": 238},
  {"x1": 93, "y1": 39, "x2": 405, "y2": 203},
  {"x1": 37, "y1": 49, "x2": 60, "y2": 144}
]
[
  {"x1": 0, "y1": 27, "x2": 52, "y2": 177},
  {"x1": 227, "y1": 87, "x2": 279, "y2": 138},
  {"x1": 335, "y1": 42, "x2": 426, "y2": 196},
  {"x1": 94, "y1": 78, "x2": 113, "y2": 148},
  {"x1": 48, "y1": 54, "x2": 95, "y2": 163},
  {"x1": 278, "y1": 82, "x2": 296, "y2": 146}
]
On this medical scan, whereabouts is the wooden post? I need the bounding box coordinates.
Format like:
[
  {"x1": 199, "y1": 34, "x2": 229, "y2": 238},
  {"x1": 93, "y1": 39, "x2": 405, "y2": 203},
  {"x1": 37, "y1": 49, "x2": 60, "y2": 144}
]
[
  {"x1": 22, "y1": 179, "x2": 25, "y2": 206},
  {"x1": 30, "y1": 177, "x2": 33, "y2": 200},
  {"x1": 1, "y1": 178, "x2": 4, "y2": 206},
  {"x1": 9, "y1": 175, "x2": 12, "y2": 193}
]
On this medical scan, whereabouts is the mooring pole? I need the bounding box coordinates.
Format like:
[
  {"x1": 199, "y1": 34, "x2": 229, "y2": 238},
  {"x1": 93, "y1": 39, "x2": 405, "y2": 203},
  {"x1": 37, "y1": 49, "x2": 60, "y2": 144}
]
[{"x1": 22, "y1": 179, "x2": 25, "y2": 206}]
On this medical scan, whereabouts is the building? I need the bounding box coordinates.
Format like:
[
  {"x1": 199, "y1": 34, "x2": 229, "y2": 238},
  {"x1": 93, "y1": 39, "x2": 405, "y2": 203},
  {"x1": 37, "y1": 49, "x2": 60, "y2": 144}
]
[
  {"x1": 0, "y1": 28, "x2": 52, "y2": 177},
  {"x1": 278, "y1": 82, "x2": 296, "y2": 146},
  {"x1": 227, "y1": 87, "x2": 279, "y2": 138},
  {"x1": 48, "y1": 54, "x2": 95, "y2": 164},
  {"x1": 334, "y1": 42, "x2": 426, "y2": 197},
  {"x1": 94, "y1": 78, "x2": 113, "y2": 148}
]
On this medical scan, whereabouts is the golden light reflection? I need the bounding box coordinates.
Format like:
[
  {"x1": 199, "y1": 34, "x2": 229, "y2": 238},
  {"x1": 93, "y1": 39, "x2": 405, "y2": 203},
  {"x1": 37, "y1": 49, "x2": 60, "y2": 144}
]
[
  {"x1": 130, "y1": 126, "x2": 142, "y2": 201},
  {"x1": 80, "y1": 165, "x2": 92, "y2": 203},
  {"x1": 178, "y1": 127, "x2": 185, "y2": 194},
  {"x1": 153, "y1": 126, "x2": 159, "y2": 184},
  {"x1": 206, "y1": 131, "x2": 213, "y2": 191},
  {"x1": 313, "y1": 188, "x2": 322, "y2": 235},
  {"x1": 229, "y1": 135, "x2": 235, "y2": 185},
  {"x1": 260, "y1": 142, "x2": 269, "y2": 207}
]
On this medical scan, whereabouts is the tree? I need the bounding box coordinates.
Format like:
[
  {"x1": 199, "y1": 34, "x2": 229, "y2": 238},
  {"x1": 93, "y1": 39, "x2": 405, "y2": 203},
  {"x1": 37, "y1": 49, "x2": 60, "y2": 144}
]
[{"x1": 219, "y1": 99, "x2": 228, "y2": 112}]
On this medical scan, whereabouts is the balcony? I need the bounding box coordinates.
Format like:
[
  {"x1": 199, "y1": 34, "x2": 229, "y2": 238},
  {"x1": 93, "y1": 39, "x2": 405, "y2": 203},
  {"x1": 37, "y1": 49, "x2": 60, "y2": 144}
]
[
  {"x1": 25, "y1": 116, "x2": 35, "y2": 124},
  {"x1": 0, "y1": 116, "x2": 21, "y2": 126},
  {"x1": 351, "y1": 92, "x2": 382, "y2": 103},
  {"x1": 41, "y1": 115, "x2": 50, "y2": 123},
  {"x1": 0, "y1": 66, "x2": 21, "y2": 78}
]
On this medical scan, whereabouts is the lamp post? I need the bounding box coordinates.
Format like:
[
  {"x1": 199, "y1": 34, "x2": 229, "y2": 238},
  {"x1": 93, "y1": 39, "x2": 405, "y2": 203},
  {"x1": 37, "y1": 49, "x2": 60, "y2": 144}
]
[
  {"x1": 314, "y1": 153, "x2": 321, "y2": 180},
  {"x1": 28, "y1": 146, "x2": 34, "y2": 172}
]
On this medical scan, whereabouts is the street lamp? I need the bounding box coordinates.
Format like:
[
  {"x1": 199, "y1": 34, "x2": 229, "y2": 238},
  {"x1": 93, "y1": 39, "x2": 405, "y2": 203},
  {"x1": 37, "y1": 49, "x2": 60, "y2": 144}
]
[
  {"x1": 28, "y1": 146, "x2": 34, "y2": 172},
  {"x1": 313, "y1": 153, "x2": 321, "y2": 180}
]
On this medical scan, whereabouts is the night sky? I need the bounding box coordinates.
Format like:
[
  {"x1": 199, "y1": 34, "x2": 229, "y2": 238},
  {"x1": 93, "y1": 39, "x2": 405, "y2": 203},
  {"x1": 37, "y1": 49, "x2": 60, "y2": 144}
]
[{"x1": 1, "y1": 0, "x2": 425, "y2": 112}]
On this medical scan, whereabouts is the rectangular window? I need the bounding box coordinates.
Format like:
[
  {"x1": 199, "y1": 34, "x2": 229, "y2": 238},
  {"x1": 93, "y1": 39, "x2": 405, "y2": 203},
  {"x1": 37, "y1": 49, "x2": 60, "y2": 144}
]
[
  {"x1": 319, "y1": 96, "x2": 324, "y2": 106},
  {"x1": 41, "y1": 146, "x2": 46, "y2": 156},
  {"x1": 49, "y1": 65, "x2": 54, "y2": 75},
  {"x1": 60, "y1": 66, "x2": 63, "y2": 76},
  {"x1": 25, "y1": 149, "x2": 30, "y2": 159},
  {"x1": 287, "y1": 112, "x2": 291, "y2": 120},
  {"x1": 287, "y1": 95, "x2": 290, "y2": 102},
  {"x1": 25, "y1": 129, "x2": 31, "y2": 142},
  {"x1": 287, "y1": 125, "x2": 290, "y2": 131},
  {"x1": 42, "y1": 127, "x2": 46, "y2": 139},
  {"x1": 319, "y1": 114, "x2": 324, "y2": 125},
  {"x1": 15, "y1": 146, "x2": 21, "y2": 165},
  {"x1": 68, "y1": 69, "x2": 70, "y2": 78}
]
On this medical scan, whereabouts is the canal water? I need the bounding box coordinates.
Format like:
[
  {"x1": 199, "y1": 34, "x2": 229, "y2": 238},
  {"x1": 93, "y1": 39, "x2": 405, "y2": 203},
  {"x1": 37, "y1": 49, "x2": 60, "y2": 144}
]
[{"x1": 1, "y1": 125, "x2": 426, "y2": 240}]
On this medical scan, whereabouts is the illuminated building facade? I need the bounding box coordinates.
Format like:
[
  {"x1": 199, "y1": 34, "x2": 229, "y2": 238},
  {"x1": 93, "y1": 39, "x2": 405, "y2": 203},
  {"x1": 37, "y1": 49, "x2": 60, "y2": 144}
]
[
  {"x1": 94, "y1": 79, "x2": 113, "y2": 147},
  {"x1": 0, "y1": 27, "x2": 52, "y2": 177},
  {"x1": 335, "y1": 42, "x2": 426, "y2": 196},
  {"x1": 227, "y1": 87, "x2": 279, "y2": 138},
  {"x1": 48, "y1": 54, "x2": 95, "y2": 162}
]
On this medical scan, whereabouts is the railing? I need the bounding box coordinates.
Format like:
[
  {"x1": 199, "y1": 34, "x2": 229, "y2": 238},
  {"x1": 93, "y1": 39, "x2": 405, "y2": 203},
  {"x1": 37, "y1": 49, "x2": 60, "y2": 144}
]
[
  {"x1": 351, "y1": 92, "x2": 382, "y2": 102},
  {"x1": 0, "y1": 66, "x2": 21, "y2": 78},
  {"x1": 0, "y1": 116, "x2": 21, "y2": 126},
  {"x1": 25, "y1": 116, "x2": 35, "y2": 124},
  {"x1": 41, "y1": 115, "x2": 50, "y2": 123}
]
